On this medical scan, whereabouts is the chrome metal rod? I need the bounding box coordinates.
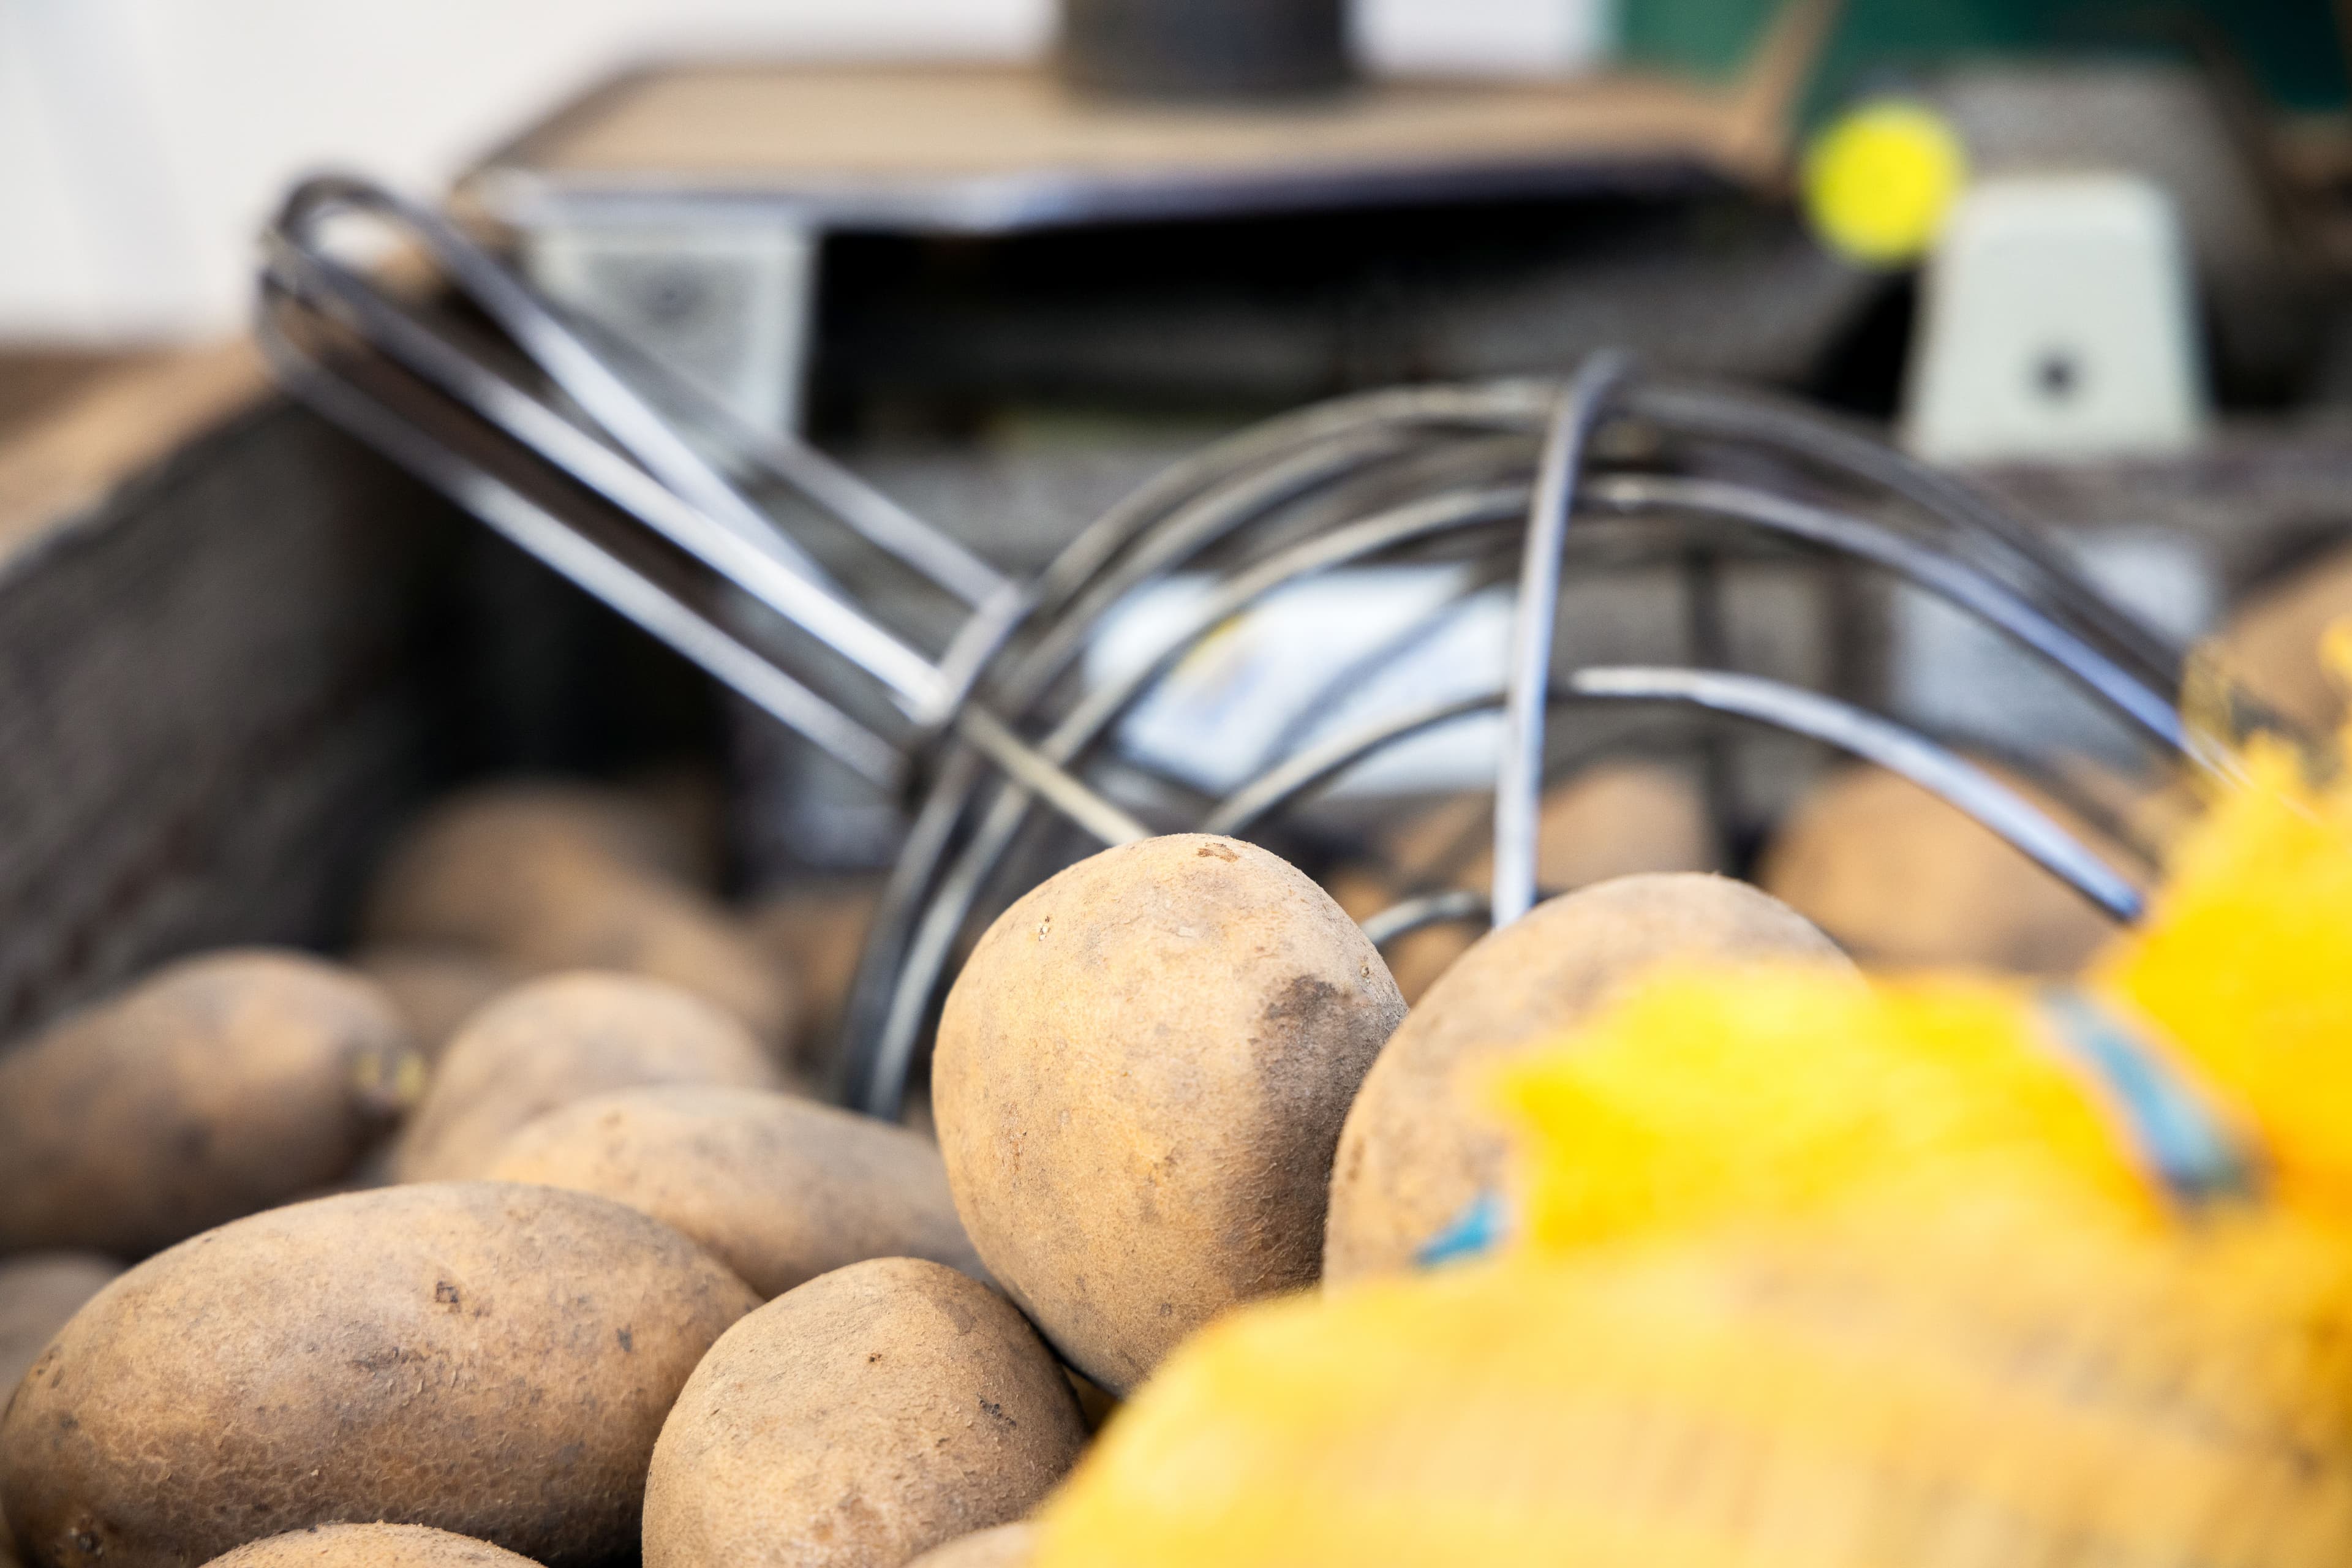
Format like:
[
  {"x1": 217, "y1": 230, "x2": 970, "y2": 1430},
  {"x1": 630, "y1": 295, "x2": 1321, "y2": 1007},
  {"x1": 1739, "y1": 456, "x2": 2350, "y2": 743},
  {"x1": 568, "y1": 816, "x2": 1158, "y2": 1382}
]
[
  {"x1": 256, "y1": 292, "x2": 908, "y2": 791},
  {"x1": 1581, "y1": 473, "x2": 2190, "y2": 756},
  {"x1": 1493, "y1": 352, "x2": 1626, "y2": 928}
]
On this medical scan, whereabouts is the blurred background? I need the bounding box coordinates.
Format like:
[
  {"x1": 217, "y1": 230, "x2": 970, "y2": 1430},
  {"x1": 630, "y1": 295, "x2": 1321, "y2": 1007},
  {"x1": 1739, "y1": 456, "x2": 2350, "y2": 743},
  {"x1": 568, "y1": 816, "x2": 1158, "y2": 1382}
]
[
  {"x1": 0, "y1": 0, "x2": 1608, "y2": 342},
  {"x1": 13, "y1": 0, "x2": 2352, "y2": 1036}
]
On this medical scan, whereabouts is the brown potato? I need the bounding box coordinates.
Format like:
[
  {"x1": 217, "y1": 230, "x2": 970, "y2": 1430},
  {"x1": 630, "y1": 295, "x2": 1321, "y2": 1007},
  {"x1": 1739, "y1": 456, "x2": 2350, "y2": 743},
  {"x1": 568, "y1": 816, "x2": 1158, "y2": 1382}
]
[
  {"x1": 744, "y1": 877, "x2": 884, "y2": 1076},
  {"x1": 355, "y1": 946, "x2": 526, "y2": 1062},
  {"x1": 1757, "y1": 763, "x2": 2136, "y2": 974},
  {"x1": 1324, "y1": 873, "x2": 1852, "y2": 1285},
  {"x1": 0, "y1": 950, "x2": 420, "y2": 1257},
  {"x1": 643, "y1": 1258, "x2": 1083, "y2": 1568},
  {"x1": 935, "y1": 834, "x2": 1405, "y2": 1393},
  {"x1": 370, "y1": 778, "x2": 706, "y2": 907},
  {"x1": 0, "y1": 1254, "x2": 120, "y2": 1400},
  {"x1": 391, "y1": 973, "x2": 783, "y2": 1183},
  {"x1": 1, "y1": 1253, "x2": 121, "y2": 1568},
  {"x1": 484, "y1": 1085, "x2": 985, "y2": 1297},
  {"x1": 365, "y1": 780, "x2": 796, "y2": 1049},
  {"x1": 904, "y1": 1523, "x2": 1035, "y2": 1568},
  {"x1": 2216, "y1": 543, "x2": 2352, "y2": 733},
  {"x1": 202, "y1": 1524, "x2": 545, "y2": 1567},
  {"x1": 1337, "y1": 762, "x2": 1722, "y2": 1003},
  {"x1": 0, "y1": 1183, "x2": 756, "y2": 1568}
]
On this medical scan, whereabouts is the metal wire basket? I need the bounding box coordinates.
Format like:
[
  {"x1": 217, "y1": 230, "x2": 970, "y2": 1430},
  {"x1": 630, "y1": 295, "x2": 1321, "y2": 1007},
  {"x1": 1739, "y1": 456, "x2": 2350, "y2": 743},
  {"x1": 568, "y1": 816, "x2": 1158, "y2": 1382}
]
[{"x1": 257, "y1": 175, "x2": 2209, "y2": 1118}]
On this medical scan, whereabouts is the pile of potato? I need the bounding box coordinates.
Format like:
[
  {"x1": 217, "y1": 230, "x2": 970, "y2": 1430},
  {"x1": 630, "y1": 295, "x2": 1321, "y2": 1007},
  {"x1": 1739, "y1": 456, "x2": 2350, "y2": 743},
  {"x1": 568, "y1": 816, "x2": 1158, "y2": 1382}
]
[{"x1": 0, "y1": 723, "x2": 2192, "y2": 1567}]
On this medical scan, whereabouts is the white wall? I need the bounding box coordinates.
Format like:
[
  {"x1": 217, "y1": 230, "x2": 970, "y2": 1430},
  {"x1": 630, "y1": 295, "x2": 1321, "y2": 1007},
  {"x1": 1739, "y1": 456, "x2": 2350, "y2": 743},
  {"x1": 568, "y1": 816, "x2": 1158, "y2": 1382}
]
[{"x1": 0, "y1": 0, "x2": 1606, "y2": 343}]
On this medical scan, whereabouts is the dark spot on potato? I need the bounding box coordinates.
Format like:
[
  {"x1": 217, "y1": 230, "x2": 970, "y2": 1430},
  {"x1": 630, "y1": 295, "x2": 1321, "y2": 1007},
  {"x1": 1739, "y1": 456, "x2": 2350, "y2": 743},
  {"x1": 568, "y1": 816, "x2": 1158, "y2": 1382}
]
[
  {"x1": 1262, "y1": 973, "x2": 1340, "y2": 1027},
  {"x1": 868, "y1": 1352, "x2": 883, "y2": 1363},
  {"x1": 1196, "y1": 842, "x2": 1238, "y2": 861},
  {"x1": 979, "y1": 1399, "x2": 1016, "y2": 1428},
  {"x1": 617, "y1": 1326, "x2": 634, "y2": 1352},
  {"x1": 434, "y1": 1281, "x2": 461, "y2": 1308}
]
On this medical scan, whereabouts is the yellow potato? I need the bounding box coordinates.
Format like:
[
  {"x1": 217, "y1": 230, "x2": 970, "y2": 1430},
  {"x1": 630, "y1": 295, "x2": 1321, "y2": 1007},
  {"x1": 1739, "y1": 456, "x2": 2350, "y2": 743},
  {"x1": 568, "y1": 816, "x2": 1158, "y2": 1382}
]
[
  {"x1": 643, "y1": 1258, "x2": 1083, "y2": 1568},
  {"x1": 935, "y1": 834, "x2": 1405, "y2": 1393},
  {"x1": 391, "y1": 973, "x2": 783, "y2": 1183},
  {"x1": 201, "y1": 1524, "x2": 545, "y2": 1567},
  {"x1": 1324, "y1": 873, "x2": 1852, "y2": 1284},
  {"x1": 485, "y1": 1085, "x2": 984, "y2": 1297},
  {"x1": 0, "y1": 1183, "x2": 755, "y2": 1568},
  {"x1": 0, "y1": 950, "x2": 419, "y2": 1256}
]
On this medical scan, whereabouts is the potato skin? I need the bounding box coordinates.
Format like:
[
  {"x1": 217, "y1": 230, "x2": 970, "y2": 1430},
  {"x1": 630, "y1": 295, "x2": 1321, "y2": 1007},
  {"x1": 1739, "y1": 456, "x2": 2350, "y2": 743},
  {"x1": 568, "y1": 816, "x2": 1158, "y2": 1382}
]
[
  {"x1": 1757, "y1": 763, "x2": 2130, "y2": 974},
  {"x1": 364, "y1": 782, "x2": 795, "y2": 1047},
  {"x1": 744, "y1": 878, "x2": 884, "y2": 1075},
  {"x1": 1323, "y1": 873, "x2": 1852, "y2": 1285},
  {"x1": 0, "y1": 1183, "x2": 756, "y2": 1568},
  {"x1": 935, "y1": 835, "x2": 1406, "y2": 1393},
  {"x1": 1, "y1": 1254, "x2": 120, "y2": 1568},
  {"x1": 0, "y1": 951, "x2": 420, "y2": 1257},
  {"x1": 354, "y1": 947, "x2": 526, "y2": 1062},
  {"x1": 486, "y1": 1085, "x2": 984, "y2": 1297},
  {"x1": 643, "y1": 1258, "x2": 1083, "y2": 1568},
  {"x1": 200, "y1": 1523, "x2": 545, "y2": 1566},
  {"x1": 903, "y1": 1523, "x2": 1035, "y2": 1568},
  {"x1": 1341, "y1": 762, "x2": 1722, "y2": 1003},
  {"x1": 391, "y1": 973, "x2": 782, "y2": 1183},
  {"x1": 0, "y1": 1254, "x2": 119, "y2": 1400}
]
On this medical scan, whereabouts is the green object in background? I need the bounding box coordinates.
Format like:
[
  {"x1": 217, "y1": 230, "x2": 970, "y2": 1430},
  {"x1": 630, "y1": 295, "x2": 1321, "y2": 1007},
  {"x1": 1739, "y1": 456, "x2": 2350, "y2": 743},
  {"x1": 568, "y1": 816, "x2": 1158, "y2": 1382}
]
[{"x1": 1617, "y1": 0, "x2": 2351, "y2": 118}]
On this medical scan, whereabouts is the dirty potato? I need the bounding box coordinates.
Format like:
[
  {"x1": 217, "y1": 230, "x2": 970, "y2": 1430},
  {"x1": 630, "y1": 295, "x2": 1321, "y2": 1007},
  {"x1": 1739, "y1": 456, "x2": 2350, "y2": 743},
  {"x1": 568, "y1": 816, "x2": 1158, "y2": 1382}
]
[
  {"x1": 643, "y1": 1258, "x2": 1082, "y2": 1568},
  {"x1": 1323, "y1": 873, "x2": 1852, "y2": 1284},
  {"x1": 0, "y1": 951, "x2": 419, "y2": 1257},
  {"x1": 935, "y1": 835, "x2": 1405, "y2": 1393},
  {"x1": 486, "y1": 1085, "x2": 984, "y2": 1297},
  {"x1": 200, "y1": 1523, "x2": 546, "y2": 1566},
  {"x1": 0, "y1": 1183, "x2": 756, "y2": 1568},
  {"x1": 390, "y1": 973, "x2": 782, "y2": 1183}
]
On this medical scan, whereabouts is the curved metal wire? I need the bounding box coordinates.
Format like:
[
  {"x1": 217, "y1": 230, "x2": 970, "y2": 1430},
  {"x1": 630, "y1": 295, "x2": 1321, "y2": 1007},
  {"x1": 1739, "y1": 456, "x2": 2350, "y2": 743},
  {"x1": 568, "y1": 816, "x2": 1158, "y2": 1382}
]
[
  {"x1": 1494, "y1": 352, "x2": 1629, "y2": 927},
  {"x1": 248, "y1": 173, "x2": 2206, "y2": 1124}
]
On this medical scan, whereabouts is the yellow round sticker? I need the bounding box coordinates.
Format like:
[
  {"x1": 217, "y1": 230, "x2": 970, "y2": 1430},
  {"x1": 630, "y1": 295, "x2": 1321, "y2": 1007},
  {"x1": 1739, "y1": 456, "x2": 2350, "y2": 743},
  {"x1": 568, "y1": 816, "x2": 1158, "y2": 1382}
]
[{"x1": 1803, "y1": 99, "x2": 1969, "y2": 267}]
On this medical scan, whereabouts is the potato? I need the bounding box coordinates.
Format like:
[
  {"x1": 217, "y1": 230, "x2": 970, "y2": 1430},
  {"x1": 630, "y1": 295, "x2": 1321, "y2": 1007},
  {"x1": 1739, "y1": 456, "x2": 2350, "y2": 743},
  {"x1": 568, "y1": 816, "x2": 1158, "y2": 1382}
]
[
  {"x1": 371, "y1": 778, "x2": 706, "y2": 905},
  {"x1": 1384, "y1": 761, "x2": 1721, "y2": 894},
  {"x1": 2216, "y1": 542, "x2": 2352, "y2": 733},
  {"x1": 391, "y1": 973, "x2": 783, "y2": 1183},
  {"x1": 935, "y1": 834, "x2": 1405, "y2": 1393},
  {"x1": 202, "y1": 1524, "x2": 545, "y2": 1567},
  {"x1": 905, "y1": 1524, "x2": 1035, "y2": 1568},
  {"x1": 365, "y1": 780, "x2": 796, "y2": 1049},
  {"x1": 1323, "y1": 873, "x2": 1851, "y2": 1284},
  {"x1": 1, "y1": 1254, "x2": 120, "y2": 1568},
  {"x1": 1757, "y1": 763, "x2": 2135, "y2": 974},
  {"x1": 745, "y1": 877, "x2": 884, "y2": 1074},
  {"x1": 355, "y1": 946, "x2": 526, "y2": 1062},
  {"x1": 0, "y1": 1254, "x2": 120, "y2": 1399},
  {"x1": 0, "y1": 1182, "x2": 756, "y2": 1568},
  {"x1": 0, "y1": 950, "x2": 420, "y2": 1257},
  {"x1": 484, "y1": 1085, "x2": 985, "y2": 1297},
  {"x1": 643, "y1": 1258, "x2": 1084, "y2": 1568},
  {"x1": 1335, "y1": 762, "x2": 1721, "y2": 1003}
]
